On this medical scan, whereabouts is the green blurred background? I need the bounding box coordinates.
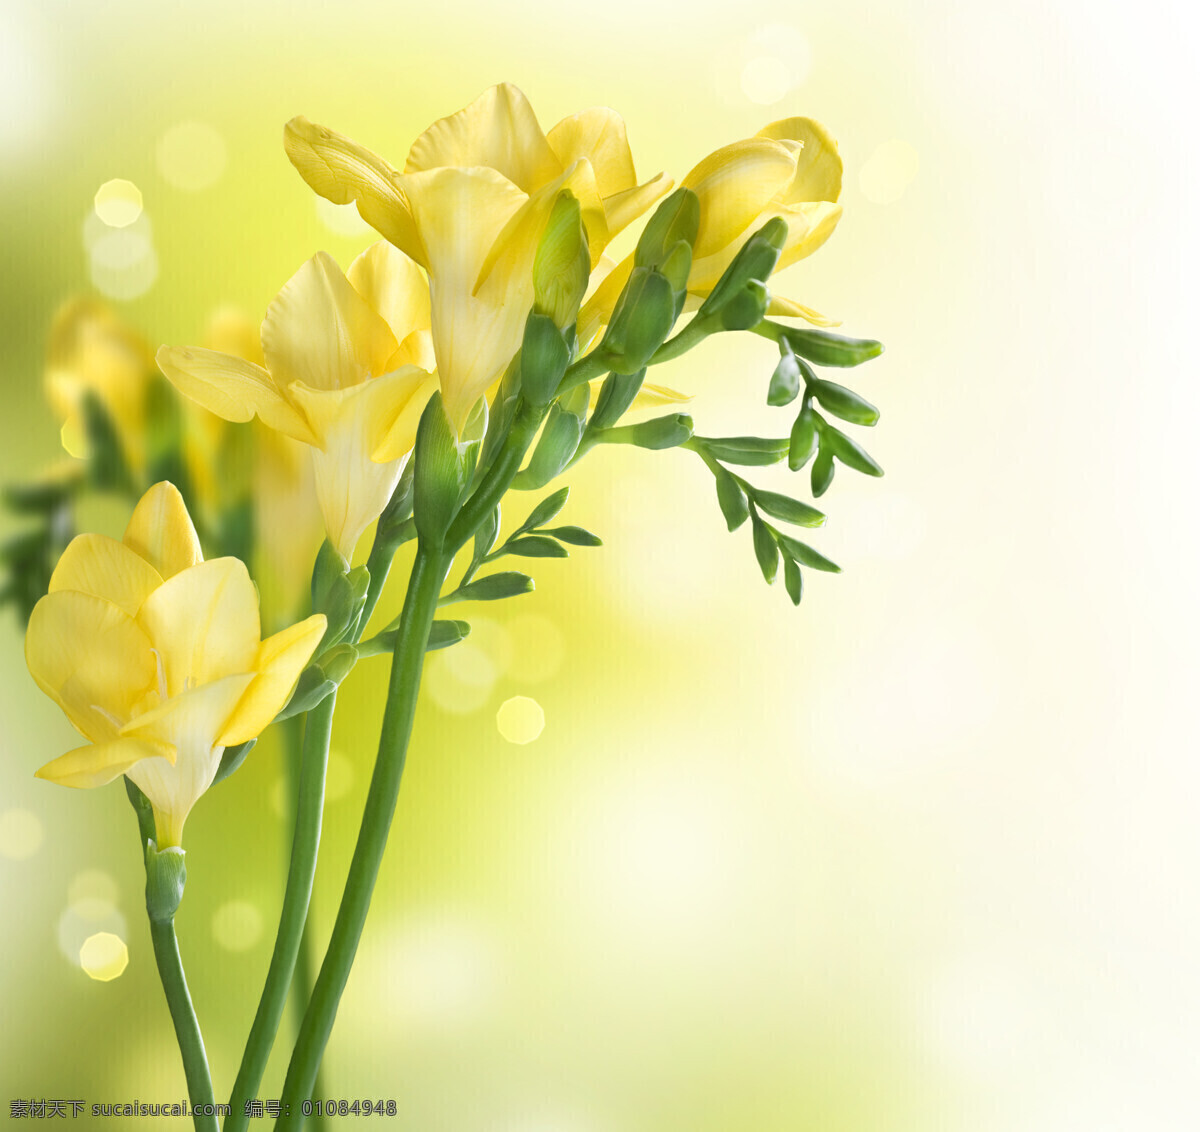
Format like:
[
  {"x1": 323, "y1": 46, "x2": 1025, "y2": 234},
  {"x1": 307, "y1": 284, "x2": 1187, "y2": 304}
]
[{"x1": 3, "y1": 1, "x2": 1197, "y2": 1129}]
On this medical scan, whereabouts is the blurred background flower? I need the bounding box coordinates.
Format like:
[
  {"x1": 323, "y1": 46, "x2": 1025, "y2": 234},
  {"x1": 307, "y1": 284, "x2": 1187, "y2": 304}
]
[{"x1": 2, "y1": 1, "x2": 1198, "y2": 1129}]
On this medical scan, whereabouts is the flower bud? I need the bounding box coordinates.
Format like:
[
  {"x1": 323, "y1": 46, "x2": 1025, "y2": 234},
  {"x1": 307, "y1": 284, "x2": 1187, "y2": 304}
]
[
  {"x1": 533, "y1": 192, "x2": 591, "y2": 330},
  {"x1": 145, "y1": 843, "x2": 187, "y2": 923}
]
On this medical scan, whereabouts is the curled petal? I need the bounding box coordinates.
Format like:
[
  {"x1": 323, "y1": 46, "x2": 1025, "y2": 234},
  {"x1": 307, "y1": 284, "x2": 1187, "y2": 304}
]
[
  {"x1": 262, "y1": 252, "x2": 399, "y2": 395},
  {"x1": 347, "y1": 241, "x2": 431, "y2": 345},
  {"x1": 757, "y1": 117, "x2": 842, "y2": 203},
  {"x1": 768, "y1": 294, "x2": 840, "y2": 327},
  {"x1": 36, "y1": 736, "x2": 176, "y2": 790},
  {"x1": 547, "y1": 107, "x2": 637, "y2": 198},
  {"x1": 26, "y1": 591, "x2": 157, "y2": 744},
  {"x1": 220, "y1": 615, "x2": 327, "y2": 745},
  {"x1": 137, "y1": 558, "x2": 260, "y2": 697},
  {"x1": 122, "y1": 482, "x2": 204, "y2": 580},
  {"x1": 405, "y1": 82, "x2": 561, "y2": 193},
  {"x1": 774, "y1": 201, "x2": 843, "y2": 272},
  {"x1": 49, "y1": 533, "x2": 162, "y2": 617},
  {"x1": 157, "y1": 346, "x2": 318, "y2": 446},
  {"x1": 601, "y1": 172, "x2": 674, "y2": 239},
  {"x1": 284, "y1": 117, "x2": 423, "y2": 263}
]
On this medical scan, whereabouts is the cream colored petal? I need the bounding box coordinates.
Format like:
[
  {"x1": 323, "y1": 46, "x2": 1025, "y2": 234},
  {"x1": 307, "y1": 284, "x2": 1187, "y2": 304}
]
[
  {"x1": 602, "y1": 172, "x2": 675, "y2": 239},
  {"x1": 768, "y1": 294, "x2": 840, "y2": 327},
  {"x1": 284, "y1": 117, "x2": 424, "y2": 264},
  {"x1": 405, "y1": 82, "x2": 561, "y2": 192},
  {"x1": 370, "y1": 369, "x2": 441, "y2": 463},
  {"x1": 262, "y1": 252, "x2": 399, "y2": 395},
  {"x1": 394, "y1": 166, "x2": 528, "y2": 430},
  {"x1": 36, "y1": 736, "x2": 176, "y2": 790},
  {"x1": 220, "y1": 614, "x2": 327, "y2": 745},
  {"x1": 123, "y1": 673, "x2": 257, "y2": 847},
  {"x1": 123, "y1": 482, "x2": 204, "y2": 579},
  {"x1": 773, "y1": 201, "x2": 844, "y2": 272},
  {"x1": 587, "y1": 379, "x2": 692, "y2": 414},
  {"x1": 157, "y1": 345, "x2": 318, "y2": 446},
  {"x1": 48, "y1": 533, "x2": 163, "y2": 616},
  {"x1": 136, "y1": 558, "x2": 261, "y2": 697},
  {"x1": 26, "y1": 591, "x2": 158, "y2": 743},
  {"x1": 288, "y1": 381, "x2": 412, "y2": 562},
  {"x1": 347, "y1": 241, "x2": 431, "y2": 343},
  {"x1": 385, "y1": 330, "x2": 437, "y2": 373},
  {"x1": 577, "y1": 253, "x2": 633, "y2": 347},
  {"x1": 757, "y1": 117, "x2": 843, "y2": 203},
  {"x1": 547, "y1": 107, "x2": 637, "y2": 198},
  {"x1": 682, "y1": 137, "x2": 799, "y2": 259}
]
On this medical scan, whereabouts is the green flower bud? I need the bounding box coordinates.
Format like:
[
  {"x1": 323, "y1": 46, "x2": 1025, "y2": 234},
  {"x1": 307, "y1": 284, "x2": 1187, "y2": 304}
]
[
  {"x1": 520, "y1": 312, "x2": 571, "y2": 406},
  {"x1": 413, "y1": 392, "x2": 471, "y2": 547},
  {"x1": 145, "y1": 843, "x2": 187, "y2": 923},
  {"x1": 604, "y1": 267, "x2": 676, "y2": 374},
  {"x1": 634, "y1": 188, "x2": 700, "y2": 269},
  {"x1": 534, "y1": 191, "x2": 591, "y2": 329},
  {"x1": 697, "y1": 217, "x2": 787, "y2": 324}
]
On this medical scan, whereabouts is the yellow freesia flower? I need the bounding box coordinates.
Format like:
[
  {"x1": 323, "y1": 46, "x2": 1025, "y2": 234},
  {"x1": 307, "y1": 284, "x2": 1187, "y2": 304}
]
[
  {"x1": 157, "y1": 242, "x2": 439, "y2": 563},
  {"x1": 283, "y1": 83, "x2": 673, "y2": 432},
  {"x1": 27, "y1": 482, "x2": 326, "y2": 848},
  {"x1": 579, "y1": 117, "x2": 845, "y2": 344}
]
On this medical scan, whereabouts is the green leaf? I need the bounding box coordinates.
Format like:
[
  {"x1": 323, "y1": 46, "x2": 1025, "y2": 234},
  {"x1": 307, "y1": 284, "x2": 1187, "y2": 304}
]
[
  {"x1": 788, "y1": 405, "x2": 818, "y2": 471},
  {"x1": 784, "y1": 558, "x2": 803, "y2": 606},
  {"x1": 518, "y1": 486, "x2": 570, "y2": 535},
  {"x1": 811, "y1": 379, "x2": 880, "y2": 426},
  {"x1": 714, "y1": 466, "x2": 750, "y2": 531},
  {"x1": 751, "y1": 489, "x2": 825, "y2": 528},
  {"x1": 211, "y1": 739, "x2": 257, "y2": 787},
  {"x1": 777, "y1": 533, "x2": 841, "y2": 573},
  {"x1": 471, "y1": 504, "x2": 501, "y2": 569},
  {"x1": 427, "y1": 620, "x2": 472, "y2": 651},
  {"x1": 768, "y1": 345, "x2": 801, "y2": 407},
  {"x1": 589, "y1": 369, "x2": 647, "y2": 432},
  {"x1": 823, "y1": 425, "x2": 884, "y2": 476},
  {"x1": 505, "y1": 536, "x2": 570, "y2": 558},
  {"x1": 457, "y1": 572, "x2": 535, "y2": 601},
  {"x1": 82, "y1": 392, "x2": 134, "y2": 494},
  {"x1": 811, "y1": 445, "x2": 835, "y2": 497},
  {"x1": 779, "y1": 328, "x2": 883, "y2": 368},
  {"x1": 700, "y1": 436, "x2": 789, "y2": 466},
  {"x1": 276, "y1": 667, "x2": 337, "y2": 720},
  {"x1": 4, "y1": 474, "x2": 82, "y2": 514},
  {"x1": 520, "y1": 311, "x2": 572, "y2": 405},
  {"x1": 751, "y1": 513, "x2": 779, "y2": 584},
  {"x1": 376, "y1": 460, "x2": 416, "y2": 547},
  {"x1": 540, "y1": 525, "x2": 602, "y2": 546},
  {"x1": 413, "y1": 391, "x2": 470, "y2": 546}
]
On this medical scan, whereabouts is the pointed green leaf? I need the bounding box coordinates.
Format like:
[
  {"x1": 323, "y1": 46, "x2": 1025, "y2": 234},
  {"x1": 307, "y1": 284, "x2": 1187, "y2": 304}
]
[
  {"x1": 427, "y1": 620, "x2": 472, "y2": 651},
  {"x1": 824, "y1": 425, "x2": 884, "y2": 476},
  {"x1": 518, "y1": 487, "x2": 570, "y2": 535},
  {"x1": 714, "y1": 466, "x2": 750, "y2": 531},
  {"x1": 540, "y1": 525, "x2": 602, "y2": 547},
  {"x1": 505, "y1": 536, "x2": 569, "y2": 558},
  {"x1": 751, "y1": 513, "x2": 779, "y2": 584},
  {"x1": 779, "y1": 328, "x2": 883, "y2": 368},
  {"x1": 701, "y1": 436, "x2": 789, "y2": 466},
  {"x1": 211, "y1": 739, "x2": 257, "y2": 787},
  {"x1": 789, "y1": 405, "x2": 818, "y2": 470},
  {"x1": 777, "y1": 533, "x2": 841, "y2": 573},
  {"x1": 783, "y1": 558, "x2": 803, "y2": 606},
  {"x1": 811, "y1": 445, "x2": 835, "y2": 497},
  {"x1": 457, "y1": 572, "x2": 535, "y2": 602},
  {"x1": 768, "y1": 345, "x2": 801, "y2": 407},
  {"x1": 751, "y1": 490, "x2": 825, "y2": 528},
  {"x1": 811, "y1": 379, "x2": 880, "y2": 426}
]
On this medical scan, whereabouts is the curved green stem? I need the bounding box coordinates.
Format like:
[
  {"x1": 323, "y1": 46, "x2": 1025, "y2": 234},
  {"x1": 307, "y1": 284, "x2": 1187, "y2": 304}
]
[
  {"x1": 150, "y1": 918, "x2": 218, "y2": 1132},
  {"x1": 225, "y1": 692, "x2": 336, "y2": 1132},
  {"x1": 277, "y1": 544, "x2": 447, "y2": 1128}
]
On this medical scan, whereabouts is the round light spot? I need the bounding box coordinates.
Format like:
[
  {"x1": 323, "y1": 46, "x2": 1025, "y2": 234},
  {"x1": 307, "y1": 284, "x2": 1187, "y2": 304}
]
[
  {"x1": 506, "y1": 615, "x2": 565, "y2": 684},
  {"x1": 741, "y1": 56, "x2": 794, "y2": 105},
  {"x1": 68, "y1": 869, "x2": 118, "y2": 905},
  {"x1": 89, "y1": 228, "x2": 158, "y2": 301},
  {"x1": 79, "y1": 932, "x2": 129, "y2": 981},
  {"x1": 316, "y1": 196, "x2": 371, "y2": 238},
  {"x1": 384, "y1": 913, "x2": 497, "y2": 1028},
  {"x1": 859, "y1": 140, "x2": 920, "y2": 205},
  {"x1": 212, "y1": 900, "x2": 263, "y2": 952},
  {"x1": 496, "y1": 696, "x2": 545, "y2": 745},
  {"x1": 82, "y1": 208, "x2": 152, "y2": 254},
  {"x1": 0, "y1": 808, "x2": 43, "y2": 860},
  {"x1": 157, "y1": 121, "x2": 227, "y2": 191},
  {"x1": 58, "y1": 899, "x2": 126, "y2": 964},
  {"x1": 93, "y1": 179, "x2": 143, "y2": 228}
]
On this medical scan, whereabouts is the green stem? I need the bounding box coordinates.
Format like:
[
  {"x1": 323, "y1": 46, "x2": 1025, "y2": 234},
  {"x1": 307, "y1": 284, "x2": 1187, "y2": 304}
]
[
  {"x1": 648, "y1": 315, "x2": 712, "y2": 366},
  {"x1": 225, "y1": 692, "x2": 337, "y2": 1132},
  {"x1": 355, "y1": 519, "x2": 414, "y2": 640},
  {"x1": 150, "y1": 918, "x2": 218, "y2": 1132},
  {"x1": 276, "y1": 544, "x2": 447, "y2": 1128},
  {"x1": 556, "y1": 348, "x2": 610, "y2": 397}
]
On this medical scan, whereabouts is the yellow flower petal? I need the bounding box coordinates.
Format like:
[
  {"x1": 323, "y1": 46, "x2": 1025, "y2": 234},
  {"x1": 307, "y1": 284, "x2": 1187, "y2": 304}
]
[
  {"x1": 288, "y1": 376, "x2": 425, "y2": 561},
  {"x1": 547, "y1": 107, "x2": 637, "y2": 198},
  {"x1": 405, "y1": 83, "x2": 561, "y2": 193},
  {"x1": 773, "y1": 200, "x2": 843, "y2": 272},
  {"x1": 48, "y1": 533, "x2": 163, "y2": 617},
  {"x1": 370, "y1": 369, "x2": 441, "y2": 463},
  {"x1": 220, "y1": 614, "x2": 326, "y2": 745},
  {"x1": 768, "y1": 294, "x2": 840, "y2": 327},
  {"x1": 136, "y1": 558, "x2": 260, "y2": 697},
  {"x1": 156, "y1": 345, "x2": 318, "y2": 446},
  {"x1": 284, "y1": 117, "x2": 424, "y2": 264},
  {"x1": 757, "y1": 117, "x2": 842, "y2": 204},
  {"x1": 601, "y1": 172, "x2": 674, "y2": 239},
  {"x1": 26, "y1": 591, "x2": 157, "y2": 744},
  {"x1": 35, "y1": 736, "x2": 176, "y2": 790},
  {"x1": 123, "y1": 482, "x2": 204, "y2": 580},
  {"x1": 262, "y1": 252, "x2": 399, "y2": 395},
  {"x1": 393, "y1": 166, "x2": 527, "y2": 430},
  {"x1": 577, "y1": 253, "x2": 633, "y2": 347},
  {"x1": 682, "y1": 137, "x2": 799, "y2": 260},
  {"x1": 587, "y1": 378, "x2": 692, "y2": 414},
  {"x1": 347, "y1": 241, "x2": 431, "y2": 345}
]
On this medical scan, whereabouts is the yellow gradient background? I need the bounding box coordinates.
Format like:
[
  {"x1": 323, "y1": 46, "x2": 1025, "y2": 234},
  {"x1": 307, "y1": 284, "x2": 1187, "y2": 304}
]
[{"x1": 2, "y1": 1, "x2": 1197, "y2": 1129}]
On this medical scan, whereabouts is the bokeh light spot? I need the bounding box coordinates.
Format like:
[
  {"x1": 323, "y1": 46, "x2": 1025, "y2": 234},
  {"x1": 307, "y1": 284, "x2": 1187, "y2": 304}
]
[
  {"x1": 0, "y1": 808, "x2": 43, "y2": 860},
  {"x1": 741, "y1": 56, "x2": 793, "y2": 105},
  {"x1": 212, "y1": 900, "x2": 263, "y2": 952},
  {"x1": 384, "y1": 913, "x2": 497, "y2": 1029},
  {"x1": 157, "y1": 121, "x2": 227, "y2": 191},
  {"x1": 89, "y1": 227, "x2": 158, "y2": 301},
  {"x1": 716, "y1": 24, "x2": 811, "y2": 106},
  {"x1": 316, "y1": 197, "x2": 372, "y2": 238},
  {"x1": 58, "y1": 898, "x2": 126, "y2": 964},
  {"x1": 93, "y1": 179, "x2": 143, "y2": 228},
  {"x1": 79, "y1": 932, "x2": 128, "y2": 981},
  {"x1": 496, "y1": 696, "x2": 545, "y2": 745},
  {"x1": 68, "y1": 869, "x2": 117, "y2": 905},
  {"x1": 859, "y1": 140, "x2": 920, "y2": 204}
]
